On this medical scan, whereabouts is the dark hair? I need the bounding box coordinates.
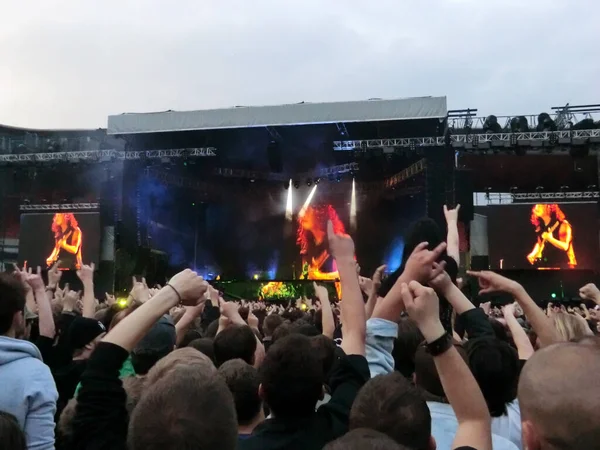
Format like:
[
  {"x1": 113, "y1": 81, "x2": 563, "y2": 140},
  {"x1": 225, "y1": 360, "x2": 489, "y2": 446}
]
[
  {"x1": 488, "y1": 318, "x2": 512, "y2": 345},
  {"x1": 310, "y1": 334, "x2": 337, "y2": 378},
  {"x1": 131, "y1": 350, "x2": 170, "y2": 376},
  {"x1": 0, "y1": 273, "x2": 26, "y2": 335},
  {"x1": 324, "y1": 428, "x2": 409, "y2": 450},
  {"x1": 218, "y1": 359, "x2": 262, "y2": 426},
  {"x1": 187, "y1": 338, "x2": 215, "y2": 364},
  {"x1": 350, "y1": 372, "x2": 431, "y2": 450},
  {"x1": 463, "y1": 337, "x2": 519, "y2": 417},
  {"x1": 204, "y1": 319, "x2": 220, "y2": 339},
  {"x1": 290, "y1": 320, "x2": 320, "y2": 337},
  {"x1": 213, "y1": 324, "x2": 257, "y2": 367},
  {"x1": 272, "y1": 321, "x2": 292, "y2": 343},
  {"x1": 259, "y1": 334, "x2": 324, "y2": 418},
  {"x1": 392, "y1": 318, "x2": 424, "y2": 379},
  {"x1": 178, "y1": 329, "x2": 202, "y2": 348},
  {"x1": 128, "y1": 367, "x2": 237, "y2": 450},
  {"x1": 263, "y1": 314, "x2": 284, "y2": 337},
  {"x1": 0, "y1": 411, "x2": 26, "y2": 450},
  {"x1": 414, "y1": 344, "x2": 467, "y2": 400}
]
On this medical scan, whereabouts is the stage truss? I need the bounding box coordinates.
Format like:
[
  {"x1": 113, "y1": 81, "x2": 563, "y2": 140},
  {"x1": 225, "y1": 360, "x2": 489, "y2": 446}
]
[
  {"x1": 20, "y1": 203, "x2": 100, "y2": 211},
  {"x1": 334, "y1": 129, "x2": 600, "y2": 151},
  {"x1": 0, "y1": 148, "x2": 216, "y2": 163}
]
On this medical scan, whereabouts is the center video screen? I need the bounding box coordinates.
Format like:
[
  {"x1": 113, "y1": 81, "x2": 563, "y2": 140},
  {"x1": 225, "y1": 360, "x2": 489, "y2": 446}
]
[
  {"x1": 18, "y1": 212, "x2": 101, "y2": 270},
  {"x1": 487, "y1": 203, "x2": 598, "y2": 270}
]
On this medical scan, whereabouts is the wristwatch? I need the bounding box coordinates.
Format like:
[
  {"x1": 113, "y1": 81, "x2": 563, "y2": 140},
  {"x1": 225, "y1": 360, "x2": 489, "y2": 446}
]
[{"x1": 426, "y1": 332, "x2": 453, "y2": 356}]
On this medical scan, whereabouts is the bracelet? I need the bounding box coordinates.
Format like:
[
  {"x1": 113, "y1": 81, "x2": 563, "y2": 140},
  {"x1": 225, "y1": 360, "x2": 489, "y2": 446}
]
[
  {"x1": 166, "y1": 283, "x2": 182, "y2": 304},
  {"x1": 425, "y1": 332, "x2": 453, "y2": 357}
]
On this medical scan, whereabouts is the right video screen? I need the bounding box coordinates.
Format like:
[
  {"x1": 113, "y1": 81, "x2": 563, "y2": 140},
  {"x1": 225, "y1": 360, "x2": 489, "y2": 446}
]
[{"x1": 487, "y1": 202, "x2": 598, "y2": 270}]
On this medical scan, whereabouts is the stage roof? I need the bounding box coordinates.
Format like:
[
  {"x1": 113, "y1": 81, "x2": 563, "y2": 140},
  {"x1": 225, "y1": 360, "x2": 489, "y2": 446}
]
[{"x1": 107, "y1": 96, "x2": 447, "y2": 135}]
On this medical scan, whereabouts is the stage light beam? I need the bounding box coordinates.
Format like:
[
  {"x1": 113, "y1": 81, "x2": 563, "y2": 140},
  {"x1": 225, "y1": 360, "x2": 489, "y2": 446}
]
[
  {"x1": 285, "y1": 179, "x2": 293, "y2": 221},
  {"x1": 298, "y1": 184, "x2": 318, "y2": 218},
  {"x1": 350, "y1": 178, "x2": 357, "y2": 230}
]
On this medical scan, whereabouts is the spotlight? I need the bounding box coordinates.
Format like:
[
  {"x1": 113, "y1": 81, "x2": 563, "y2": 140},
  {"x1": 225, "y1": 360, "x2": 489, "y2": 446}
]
[
  {"x1": 483, "y1": 115, "x2": 502, "y2": 133},
  {"x1": 284, "y1": 182, "x2": 289, "y2": 190},
  {"x1": 409, "y1": 140, "x2": 416, "y2": 152},
  {"x1": 560, "y1": 185, "x2": 569, "y2": 192},
  {"x1": 314, "y1": 178, "x2": 320, "y2": 185},
  {"x1": 535, "y1": 186, "x2": 544, "y2": 193},
  {"x1": 536, "y1": 113, "x2": 557, "y2": 132},
  {"x1": 510, "y1": 133, "x2": 518, "y2": 146},
  {"x1": 587, "y1": 185, "x2": 598, "y2": 191},
  {"x1": 306, "y1": 178, "x2": 312, "y2": 187},
  {"x1": 336, "y1": 175, "x2": 341, "y2": 183},
  {"x1": 509, "y1": 186, "x2": 518, "y2": 194},
  {"x1": 293, "y1": 180, "x2": 300, "y2": 189},
  {"x1": 510, "y1": 116, "x2": 529, "y2": 132},
  {"x1": 549, "y1": 133, "x2": 559, "y2": 146}
]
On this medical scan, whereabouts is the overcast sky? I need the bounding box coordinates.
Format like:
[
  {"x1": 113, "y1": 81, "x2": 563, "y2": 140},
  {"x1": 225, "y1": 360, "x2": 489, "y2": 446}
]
[{"x1": 1, "y1": 0, "x2": 598, "y2": 129}]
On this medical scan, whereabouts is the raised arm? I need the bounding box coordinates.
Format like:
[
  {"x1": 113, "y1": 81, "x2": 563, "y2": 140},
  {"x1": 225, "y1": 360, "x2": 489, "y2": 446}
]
[
  {"x1": 76, "y1": 263, "x2": 96, "y2": 318},
  {"x1": 362, "y1": 265, "x2": 386, "y2": 319},
  {"x1": 25, "y1": 267, "x2": 56, "y2": 339},
  {"x1": 502, "y1": 304, "x2": 534, "y2": 360},
  {"x1": 401, "y1": 281, "x2": 492, "y2": 450},
  {"x1": 327, "y1": 220, "x2": 365, "y2": 356},
  {"x1": 103, "y1": 269, "x2": 208, "y2": 352},
  {"x1": 444, "y1": 204, "x2": 460, "y2": 263},
  {"x1": 468, "y1": 270, "x2": 560, "y2": 347},
  {"x1": 314, "y1": 282, "x2": 335, "y2": 339}
]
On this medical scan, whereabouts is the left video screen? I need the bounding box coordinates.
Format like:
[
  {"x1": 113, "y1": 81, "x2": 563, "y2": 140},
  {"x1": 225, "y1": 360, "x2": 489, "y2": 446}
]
[{"x1": 18, "y1": 212, "x2": 101, "y2": 270}]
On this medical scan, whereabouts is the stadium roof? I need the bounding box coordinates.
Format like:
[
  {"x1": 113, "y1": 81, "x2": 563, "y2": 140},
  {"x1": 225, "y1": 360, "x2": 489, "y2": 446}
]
[{"x1": 107, "y1": 96, "x2": 447, "y2": 135}]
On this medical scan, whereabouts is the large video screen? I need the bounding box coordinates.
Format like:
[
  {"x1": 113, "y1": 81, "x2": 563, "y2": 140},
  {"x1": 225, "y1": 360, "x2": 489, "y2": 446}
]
[
  {"x1": 140, "y1": 175, "x2": 426, "y2": 280},
  {"x1": 18, "y1": 212, "x2": 101, "y2": 270},
  {"x1": 487, "y1": 203, "x2": 598, "y2": 270}
]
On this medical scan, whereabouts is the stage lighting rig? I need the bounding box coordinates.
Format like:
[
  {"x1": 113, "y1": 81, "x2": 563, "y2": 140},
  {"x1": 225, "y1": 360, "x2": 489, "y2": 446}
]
[
  {"x1": 306, "y1": 178, "x2": 312, "y2": 187},
  {"x1": 510, "y1": 116, "x2": 529, "y2": 132},
  {"x1": 293, "y1": 180, "x2": 300, "y2": 189}
]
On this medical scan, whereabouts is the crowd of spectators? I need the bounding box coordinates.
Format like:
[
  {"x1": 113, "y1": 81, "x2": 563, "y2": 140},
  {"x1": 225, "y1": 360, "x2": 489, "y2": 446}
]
[{"x1": 1, "y1": 205, "x2": 599, "y2": 450}]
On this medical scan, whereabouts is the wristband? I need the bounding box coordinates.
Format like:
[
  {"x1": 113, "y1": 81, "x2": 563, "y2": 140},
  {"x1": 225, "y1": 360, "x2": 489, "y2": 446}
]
[
  {"x1": 425, "y1": 332, "x2": 453, "y2": 356},
  {"x1": 166, "y1": 283, "x2": 183, "y2": 304}
]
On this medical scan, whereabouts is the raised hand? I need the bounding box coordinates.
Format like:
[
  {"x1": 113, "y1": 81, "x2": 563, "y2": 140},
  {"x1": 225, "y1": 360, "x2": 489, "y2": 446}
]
[
  {"x1": 400, "y1": 281, "x2": 444, "y2": 341},
  {"x1": 130, "y1": 276, "x2": 150, "y2": 303},
  {"x1": 327, "y1": 220, "x2": 355, "y2": 261},
  {"x1": 23, "y1": 266, "x2": 45, "y2": 292},
  {"x1": 168, "y1": 269, "x2": 209, "y2": 306},
  {"x1": 247, "y1": 304, "x2": 259, "y2": 329},
  {"x1": 76, "y1": 262, "x2": 95, "y2": 283},
  {"x1": 428, "y1": 262, "x2": 453, "y2": 295},
  {"x1": 358, "y1": 276, "x2": 374, "y2": 296},
  {"x1": 313, "y1": 282, "x2": 329, "y2": 300},
  {"x1": 403, "y1": 242, "x2": 447, "y2": 284},
  {"x1": 105, "y1": 292, "x2": 116, "y2": 307},
  {"x1": 443, "y1": 204, "x2": 460, "y2": 223},
  {"x1": 372, "y1": 265, "x2": 386, "y2": 289},
  {"x1": 467, "y1": 270, "x2": 520, "y2": 295},
  {"x1": 579, "y1": 283, "x2": 600, "y2": 304},
  {"x1": 47, "y1": 261, "x2": 62, "y2": 288}
]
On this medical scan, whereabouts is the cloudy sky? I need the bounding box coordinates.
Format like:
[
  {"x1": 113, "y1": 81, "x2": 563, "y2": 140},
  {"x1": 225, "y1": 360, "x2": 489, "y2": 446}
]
[{"x1": 1, "y1": 0, "x2": 598, "y2": 129}]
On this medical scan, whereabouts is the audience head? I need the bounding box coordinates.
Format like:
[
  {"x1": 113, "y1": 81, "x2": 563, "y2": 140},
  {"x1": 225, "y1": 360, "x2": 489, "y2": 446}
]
[
  {"x1": 324, "y1": 429, "x2": 410, "y2": 450},
  {"x1": 67, "y1": 317, "x2": 106, "y2": 359},
  {"x1": 392, "y1": 318, "x2": 424, "y2": 379},
  {"x1": 0, "y1": 411, "x2": 26, "y2": 450},
  {"x1": 218, "y1": 359, "x2": 263, "y2": 427},
  {"x1": 259, "y1": 333, "x2": 324, "y2": 419},
  {"x1": 350, "y1": 372, "x2": 433, "y2": 450},
  {"x1": 187, "y1": 338, "x2": 215, "y2": 364},
  {"x1": 262, "y1": 314, "x2": 284, "y2": 337},
  {"x1": 553, "y1": 312, "x2": 593, "y2": 341},
  {"x1": 518, "y1": 342, "x2": 600, "y2": 450},
  {"x1": 128, "y1": 366, "x2": 237, "y2": 450},
  {"x1": 213, "y1": 324, "x2": 257, "y2": 367},
  {"x1": 144, "y1": 347, "x2": 215, "y2": 388},
  {"x1": 464, "y1": 337, "x2": 519, "y2": 417},
  {"x1": 131, "y1": 315, "x2": 176, "y2": 375},
  {"x1": 0, "y1": 273, "x2": 26, "y2": 338}
]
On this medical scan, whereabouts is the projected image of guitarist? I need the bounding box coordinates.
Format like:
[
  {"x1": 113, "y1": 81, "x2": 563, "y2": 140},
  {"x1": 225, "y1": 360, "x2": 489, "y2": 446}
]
[
  {"x1": 46, "y1": 213, "x2": 83, "y2": 270},
  {"x1": 527, "y1": 204, "x2": 577, "y2": 269}
]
